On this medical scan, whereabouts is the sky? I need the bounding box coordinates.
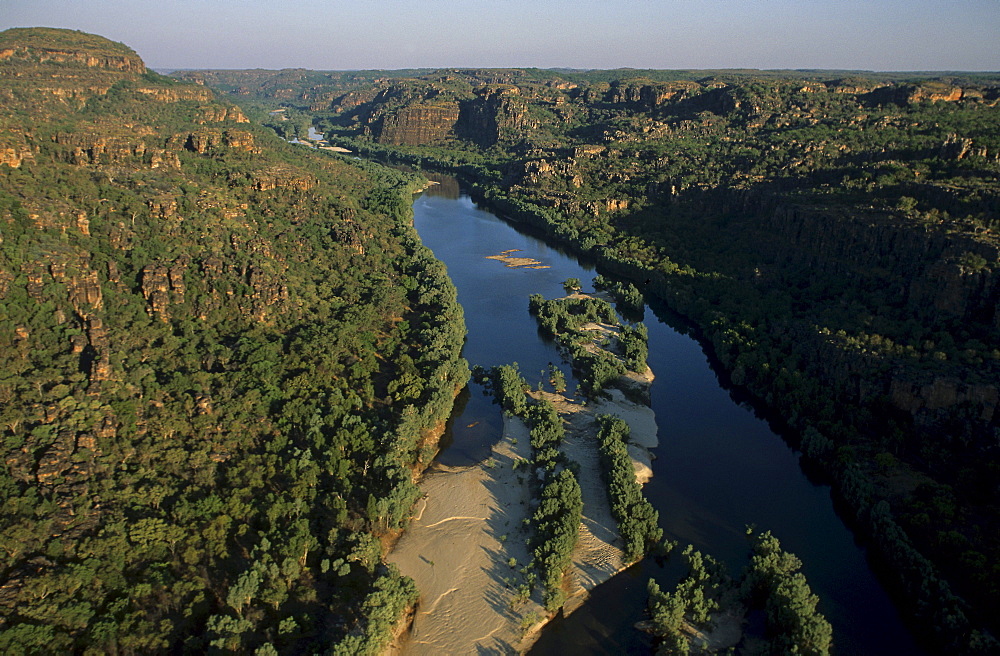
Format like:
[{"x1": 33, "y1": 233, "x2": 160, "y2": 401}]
[{"x1": 3, "y1": 0, "x2": 999, "y2": 72}]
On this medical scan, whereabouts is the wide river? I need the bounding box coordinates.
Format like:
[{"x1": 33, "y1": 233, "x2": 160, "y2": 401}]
[{"x1": 411, "y1": 180, "x2": 924, "y2": 655}]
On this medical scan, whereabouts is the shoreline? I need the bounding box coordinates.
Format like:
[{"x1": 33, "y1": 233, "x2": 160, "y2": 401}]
[
  {"x1": 387, "y1": 371, "x2": 658, "y2": 654},
  {"x1": 387, "y1": 413, "x2": 542, "y2": 654}
]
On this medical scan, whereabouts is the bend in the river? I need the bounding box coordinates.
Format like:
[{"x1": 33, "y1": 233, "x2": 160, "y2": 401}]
[{"x1": 410, "y1": 180, "x2": 924, "y2": 655}]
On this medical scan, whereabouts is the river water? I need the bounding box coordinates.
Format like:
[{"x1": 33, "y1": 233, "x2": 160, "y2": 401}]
[{"x1": 411, "y1": 182, "x2": 924, "y2": 655}]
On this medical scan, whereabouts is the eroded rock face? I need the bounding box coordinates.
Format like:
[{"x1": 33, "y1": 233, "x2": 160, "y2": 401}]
[
  {"x1": 195, "y1": 105, "x2": 249, "y2": 124},
  {"x1": 0, "y1": 145, "x2": 34, "y2": 168},
  {"x1": 890, "y1": 377, "x2": 999, "y2": 423},
  {"x1": 760, "y1": 203, "x2": 1000, "y2": 328},
  {"x1": 0, "y1": 45, "x2": 145, "y2": 73},
  {"x1": 140, "y1": 265, "x2": 169, "y2": 318},
  {"x1": 135, "y1": 86, "x2": 211, "y2": 103},
  {"x1": 245, "y1": 264, "x2": 290, "y2": 320},
  {"x1": 68, "y1": 270, "x2": 103, "y2": 317},
  {"x1": 939, "y1": 134, "x2": 997, "y2": 163},
  {"x1": 58, "y1": 132, "x2": 149, "y2": 165},
  {"x1": 149, "y1": 150, "x2": 182, "y2": 170},
  {"x1": 374, "y1": 103, "x2": 461, "y2": 145},
  {"x1": 606, "y1": 80, "x2": 699, "y2": 110},
  {"x1": 184, "y1": 129, "x2": 258, "y2": 154},
  {"x1": 331, "y1": 219, "x2": 371, "y2": 255},
  {"x1": 248, "y1": 165, "x2": 315, "y2": 191},
  {"x1": 329, "y1": 87, "x2": 382, "y2": 113},
  {"x1": 141, "y1": 262, "x2": 188, "y2": 320},
  {"x1": 148, "y1": 197, "x2": 179, "y2": 220},
  {"x1": 455, "y1": 85, "x2": 532, "y2": 147},
  {"x1": 861, "y1": 83, "x2": 967, "y2": 107}
]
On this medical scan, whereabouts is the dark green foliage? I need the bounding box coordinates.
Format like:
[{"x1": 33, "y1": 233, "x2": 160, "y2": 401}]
[
  {"x1": 189, "y1": 61, "x2": 1000, "y2": 649},
  {"x1": 327, "y1": 565, "x2": 418, "y2": 656},
  {"x1": 0, "y1": 28, "x2": 468, "y2": 654},
  {"x1": 647, "y1": 536, "x2": 832, "y2": 656},
  {"x1": 528, "y1": 294, "x2": 647, "y2": 397},
  {"x1": 480, "y1": 363, "x2": 529, "y2": 415},
  {"x1": 741, "y1": 531, "x2": 833, "y2": 656},
  {"x1": 646, "y1": 579, "x2": 691, "y2": 656},
  {"x1": 530, "y1": 469, "x2": 583, "y2": 612},
  {"x1": 619, "y1": 323, "x2": 649, "y2": 372},
  {"x1": 865, "y1": 501, "x2": 999, "y2": 654},
  {"x1": 526, "y1": 399, "x2": 564, "y2": 471},
  {"x1": 596, "y1": 415, "x2": 662, "y2": 561},
  {"x1": 481, "y1": 361, "x2": 580, "y2": 612},
  {"x1": 646, "y1": 546, "x2": 730, "y2": 654},
  {"x1": 548, "y1": 364, "x2": 567, "y2": 393},
  {"x1": 594, "y1": 274, "x2": 645, "y2": 316},
  {"x1": 529, "y1": 294, "x2": 618, "y2": 337}
]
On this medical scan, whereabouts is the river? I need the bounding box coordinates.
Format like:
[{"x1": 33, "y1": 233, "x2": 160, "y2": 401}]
[{"x1": 410, "y1": 180, "x2": 924, "y2": 655}]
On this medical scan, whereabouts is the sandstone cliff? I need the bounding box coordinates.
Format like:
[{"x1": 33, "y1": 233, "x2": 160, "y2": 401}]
[
  {"x1": 373, "y1": 102, "x2": 461, "y2": 145},
  {"x1": 0, "y1": 27, "x2": 146, "y2": 73}
]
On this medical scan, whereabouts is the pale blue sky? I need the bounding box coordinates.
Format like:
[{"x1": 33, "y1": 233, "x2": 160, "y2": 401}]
[{"x1": 3, "y1": 0, "x2": 999, "y2": 71}]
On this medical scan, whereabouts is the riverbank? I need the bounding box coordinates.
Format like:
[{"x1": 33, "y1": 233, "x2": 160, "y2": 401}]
[
  {"x1": 527, "y1": 383, "x2": 657, "y2": 615},
  {"x1": 387, "y1": 373, "x2": 658, "y2": 654},
  {"x1": 387, "y1": 415, "x2": 539, "y2": 654},
  {"x1": 387, "y1": 183, "x2": 929, "y2": 654},
  {"x1": 458, "y1": 182, "x2": 977, "y2": 651}
]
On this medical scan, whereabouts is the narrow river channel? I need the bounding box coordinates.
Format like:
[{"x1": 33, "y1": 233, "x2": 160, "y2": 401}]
[{"x1": 411, "y1": 179, "x2": 924, "y2": 655}]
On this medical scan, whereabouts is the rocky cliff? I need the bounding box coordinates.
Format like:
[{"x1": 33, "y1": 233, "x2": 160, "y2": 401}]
[
  {"x1": 455, "y1": 85, "x2": 532, "y2": 147},
  {"x1": 0, "y1": 27, "x2": 145, "y2": 73},
  {"x1": 373, "y1": 102, "x2": 461, "y2": 145},
  {"x1": 758, "y1": 203, "x2": 1000, "y2": 329}
]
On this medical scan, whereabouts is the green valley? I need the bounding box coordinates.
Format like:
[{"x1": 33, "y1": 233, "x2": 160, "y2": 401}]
[
  {"x1": 3, "y1": 23, "x2": 1000, "y2": 655},
  {"x1": 179, "y1": 64, "x2": 1000, "y2": 652}
]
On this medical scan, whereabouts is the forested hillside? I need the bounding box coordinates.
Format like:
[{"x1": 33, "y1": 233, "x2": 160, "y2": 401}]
[
  {"x1": 0, "y1": 28, "x2": 468, "y2": 653},
  {"x1": 184, "y1": 65, "x2": 1000, "y2": 650}
]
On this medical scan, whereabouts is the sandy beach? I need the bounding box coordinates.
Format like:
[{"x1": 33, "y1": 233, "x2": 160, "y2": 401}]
[
  {"x1": 388, "y1": 372, "x2": 658, "y2": 654},
  {"x1": 386, "y1": 281, "x2": 659, "y2": 653},
  {"x1": 388, "y1": 415, "x2": 542, "y2": 654}
]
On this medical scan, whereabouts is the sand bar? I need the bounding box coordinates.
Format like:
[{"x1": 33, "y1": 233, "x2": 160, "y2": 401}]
[
  {"x1": 388, "y1": 418, "x2": 542, "y2": 654},
  {"x1": 389, "y1": 375, "x2": 659, "y2": 654}
]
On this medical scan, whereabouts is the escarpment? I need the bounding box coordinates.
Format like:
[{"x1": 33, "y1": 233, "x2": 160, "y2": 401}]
[
  {"x1": 0, "y1": 27, "x2": 146, "y2": 73},
  {"x1": 223, "y1": 66, "x2": 998, "y2": 645},
  {"x1": 373, "y1": 102, "x2": 461, "y2": 145},
  {"x1": 757, "y1": 203, "x2": 1000, "y2": 329}
]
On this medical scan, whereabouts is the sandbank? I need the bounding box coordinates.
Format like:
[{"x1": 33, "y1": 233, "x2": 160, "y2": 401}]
[
  {"x1": 388, "y1": 416, "x2": 543, "y2": 654},
  {"x1": 388, "y1": 286, "x2": 660, "y2": 653},
  {"x1": 388, "y1": 375, "x2": 660, "y2": 654}
]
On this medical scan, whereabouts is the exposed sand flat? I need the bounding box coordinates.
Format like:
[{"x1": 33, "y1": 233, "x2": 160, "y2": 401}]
[
  {"x1": 533, "y1": 391, "x2": 626, "y2": 613},
  {"x1": 592, "y1": 387, "x2": 658, "y2": 449},
  {"x1": 388, "y1": 351, "x2": 659, "y2": 653},
  {"x1": 592, "y1": 386, "x2": 658, "y2": 483},
  {"x1": 485, "y1": 249, "x2": 550, "y2": 269},
  {"x1": 388, "y1": 418, "x2": 543, "y2": 655}
]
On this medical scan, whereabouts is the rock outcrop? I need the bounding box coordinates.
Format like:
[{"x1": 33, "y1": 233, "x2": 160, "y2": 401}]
[
  {"x1": 373, "y1": 103, "x2": 461, "y2": 145},
  {"x1": 195, "y1": 105, "x2": 250, "y2": 124},
  {"x1": 184, "y1": 128, "x2": 258, "y2": 154},
  {"x1": 861, "y1": 82, "x2": 967, "y2": 106},
  {"x1": 455, "y1": 85, "x2": 531, "y2": 146},
  {"x1": 0, "y1": 41, "x2": 145, "y2": 73},
  {"x1": 136, "y1": 86, "x2": 212, "y2": 103}
]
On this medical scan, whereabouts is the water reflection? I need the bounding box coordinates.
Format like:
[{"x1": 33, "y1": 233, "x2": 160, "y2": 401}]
[
  {"x1": 419, "y1": 173, "x2": 461, "y2": 199},
  {"x1": 411, "y1": 182, "x2": 923, "y2": 655}
]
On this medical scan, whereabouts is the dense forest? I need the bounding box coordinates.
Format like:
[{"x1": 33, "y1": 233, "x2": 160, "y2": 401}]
[
  {"x1": 645, "y1": 534, "x2": 832, "y2": 655},
  {"x1": 179, "y1": 64, "x2": 1000, "y2": 651},
  {"x1": 3, "y1": 23, "x2": 999, "y2": 654},
  {"x1": 0, "y1": 28, "x2": 468, "y2": 654}
]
